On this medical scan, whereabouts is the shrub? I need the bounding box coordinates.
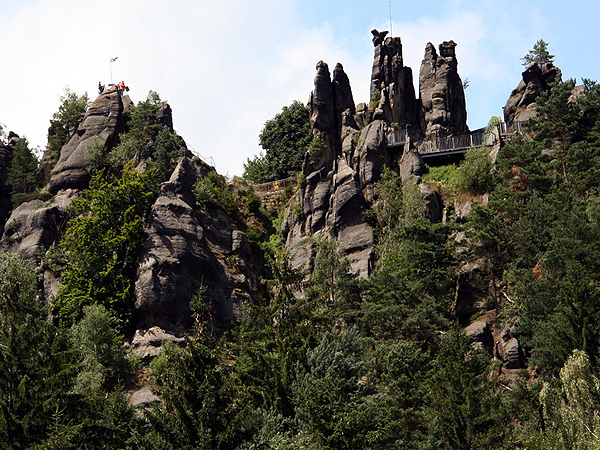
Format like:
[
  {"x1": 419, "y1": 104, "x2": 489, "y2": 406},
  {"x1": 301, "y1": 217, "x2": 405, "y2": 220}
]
[
  {"x1": 193, "y1": 171, "x2": 237, "y2": 216},
  {"x1": 457, "y1": 146, "x2": 495, "y2": 194}
]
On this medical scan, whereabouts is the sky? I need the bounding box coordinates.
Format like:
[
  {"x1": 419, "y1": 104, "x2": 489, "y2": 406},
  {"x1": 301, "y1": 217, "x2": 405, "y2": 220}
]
[{"x1": 1, "y1": 0, "x2": 599, "y2": 177}]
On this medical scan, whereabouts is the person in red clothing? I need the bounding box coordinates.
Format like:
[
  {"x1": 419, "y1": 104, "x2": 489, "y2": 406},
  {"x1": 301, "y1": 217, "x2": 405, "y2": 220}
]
[{"x1": 118, "y1": 80, "x2": 125, "y2": 95}]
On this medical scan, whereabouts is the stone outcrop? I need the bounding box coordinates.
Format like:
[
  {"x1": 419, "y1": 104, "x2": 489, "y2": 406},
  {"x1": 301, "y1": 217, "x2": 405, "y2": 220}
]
[
  {"x1": 370, "y1": 30, "x2": 420, "y2": 132},
  {"x1": 47, "y1": 89, "x2": 131, "y2": 194},
  {"x1": 285, "y1": 32, "x2": 470, "y2": 279},
  {"x1": 133, "y1": 155, "x2": 256, "y2": 335},
  {"x1": 2, "y1": 191, "x2": 73, "y2": 260},
  {"x1": 419, "y1": 41, "x2": 469, "y2": 139},
  {"x1": 503, "y1": 62, "x2": 559, "y2": 125}
]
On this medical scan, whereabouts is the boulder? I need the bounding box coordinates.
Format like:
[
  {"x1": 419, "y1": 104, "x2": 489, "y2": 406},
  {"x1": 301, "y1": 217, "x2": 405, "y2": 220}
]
[
  {"x1": 399, "y1": 138, "x2": 424, "y2": 184},
  {"x1": 127, "y1": 326, "x2": 186, "y2": 363},
  {"x1": 419, "y1": 41, "x2": 469, "y2": 139},
  {"x1": 466, "y1": 320, "x2": 493, "y2": 354},
  {"x1": 130, "y1": 385, "x2": 161, "y2": 408},
  {"x1": 1, "y1": 190, "x2": 75, "y2": 259}
]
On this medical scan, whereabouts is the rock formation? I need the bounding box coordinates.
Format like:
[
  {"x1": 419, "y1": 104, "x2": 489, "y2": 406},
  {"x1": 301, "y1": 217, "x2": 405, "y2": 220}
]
[
  {"x1": 370, "y1": 30, "x2": 420, "y2": 132},
  {"x1": 285, "y1": 32, "x2": 468, "y2": 278},
  {"x1": 2, "y1": 90, "x2": 132, "y2": 260},
  {"x1": 1, "y1": 89, "x2": 257, "y2": 342},
  {"x1": 48, "y1": 89, "x2": 131, "y2": 194},
  {"x1": 419, "y1": 41, "x2": 469, "y2": 139},
  {"x1": 133, "y1": 155, "x2": 256, "y2": 335},
  {"x1": 503, "y1": 62, "x2": 559, "y2": 125}
]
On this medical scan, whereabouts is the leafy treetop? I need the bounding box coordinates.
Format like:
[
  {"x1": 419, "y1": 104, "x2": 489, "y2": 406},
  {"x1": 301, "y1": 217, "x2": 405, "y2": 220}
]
[{"x1": 521, "y1": 39, "x2": 555, "y2": 66}]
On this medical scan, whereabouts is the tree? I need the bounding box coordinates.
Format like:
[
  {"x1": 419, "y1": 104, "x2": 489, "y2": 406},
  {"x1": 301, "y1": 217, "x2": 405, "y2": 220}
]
[
  {"x1": 54, "y1": 167, "x2": 158, "y2": 325},
  {"x1": 47, "y1": 88, "x2": 90, "y2": 161},
  {"x1": 244, "y1": 101, "x2": 312, "y2": 182},
  {"x1": 7, "y1": 136, "x2": 41, "y2": 205},
  {"x1": 536, "y1": 350, "x2": 600, "y2": 450},
  {"x1": 521, "y1": 39, "x2": 555, "y2": 66},
  {"x1": 0, "y1": 251, "x2": 68, "y2": 448}
]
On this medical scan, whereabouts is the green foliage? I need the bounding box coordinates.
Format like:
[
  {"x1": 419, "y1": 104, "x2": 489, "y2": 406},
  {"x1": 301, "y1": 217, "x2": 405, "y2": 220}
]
[
  {"x1": 69, "y1": 304, "x2": 135, "y2": 394},
  {"x1": 521, "y1": 39, "x2": 555, "y2": 66},
  {"x1": 108, "y1": 90, "x2": 177, "y2": 173},
  {"x1": 7, "y1": 137, "x2": 41, "y2": 205},
  {"x1": 536, "y1": 350, "x2": 600, "y2": 450},
  {"x1": 245, "y1": 100, "x2": 312, "y2": 182},
  {"x1": 142, "y1": 290, "x2": 247, "y2": 450},
  {"x1": 193, "y1": 171, "x2": 238, "y2": 216},
  {"x1": 307, "y1": 136, "x2": 326, "y2": 165},
  {"x1": 243, "y1": 151, "x2": 270, "y2": 184},
  {"x1": 292, "y1": 326, "x2": 371, "y2": 449},
  {"x1": 146, "y1": 125, "x2": 185, "y2": 181},
  {"x1": 425, "y1": 327, "x2": 507, "y2": 449},
  {"x1": 0, "y1": 251, "x2": 68, "y2": 449},
  {"x1": 47, "y1": 88, "x2": 90, "y2": 161},
  {"x1": 54, "y1": 167, "x2": 158, "y2": 325},
  {"x1": 369, "y1": 88, "x2": 381, "y2": 111},
  {"x1": 423, "y1": 163, "x2": 461, "y2": 193},
  {"x1": 457, "y1": 146, "x2": 495, "y2": 194}
]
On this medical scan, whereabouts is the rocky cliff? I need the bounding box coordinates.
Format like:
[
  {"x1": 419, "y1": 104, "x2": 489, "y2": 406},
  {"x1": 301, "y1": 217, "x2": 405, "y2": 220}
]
[
  {"x1": 0, "y1": 88, "x2": 257, "y2": 340},
  {"x1": 284, "y1": 31, "x2": 468, "y2": 278}
]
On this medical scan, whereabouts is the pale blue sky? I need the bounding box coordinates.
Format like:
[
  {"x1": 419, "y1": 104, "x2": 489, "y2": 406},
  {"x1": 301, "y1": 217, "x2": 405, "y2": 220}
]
[{"x1": 1, "y1": 0, "x2": 598, "y2": 176}]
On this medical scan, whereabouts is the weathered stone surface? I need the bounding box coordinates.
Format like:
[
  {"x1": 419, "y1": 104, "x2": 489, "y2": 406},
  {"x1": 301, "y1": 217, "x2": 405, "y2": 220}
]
[
  {"x1": 1, "y1": 190, "x2": 74, "y2": 259},
  {"x1": 130, "y1": 385, "x2": 161, "y2": 408},
  {"x1": 370, "y1": 29, "x2": 420, "y2": 130},
  {"x1": 502, "y1": 337, "x2": 524, "y2": 369},
  {"x1": 47, "y1": 90, "x2": 129, "y2": 194},
  {"x1": 399, "y1": 138, "x2": 424, "y2": 184},
  {"x1": 466, "y1": 320, "x2": 493, "y2": 353},
  {"x1": 419, "y1": 41, "x2": 468, "y2": 139},
  {"x1": 503, "y1": 62, "x2": 559, "y2": 125},
  {"x1": 127, "y1": 326, "x2": 186, "y2": 363},
  {"x1": 133, "y1": 155, "x2": 255, "y2": 335}
]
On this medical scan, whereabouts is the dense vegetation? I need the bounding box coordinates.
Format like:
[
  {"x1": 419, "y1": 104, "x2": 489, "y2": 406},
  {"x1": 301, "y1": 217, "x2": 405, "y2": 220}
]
[
  {"x1": 243, "y1": 100, "x2": 313, "y2": 183},
  {"x1": 3, "y1": 67, "x2": 600, "y2": 449}
]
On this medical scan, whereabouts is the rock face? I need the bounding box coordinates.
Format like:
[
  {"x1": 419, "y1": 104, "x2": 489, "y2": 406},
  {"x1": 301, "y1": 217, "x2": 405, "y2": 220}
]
[
  {"x1": 503, "y1": 62, "x2": 559, "y2": 125},
  {"x1": 2, "y1": 90, "x2": 132, "y2": 261},
  {"x1": 285, "y1": 32, "x2": 469, "y2": 278},
  {"x1": 419, "y1": 41, "x2": 469, "y2": 139},
  {"x1": 370, "y1": 30, "x2": 421, "y2": 131},
  {"x1": 133, "y1": 155, "x2": 256, "y2": 335},
  {"x1": 306, "y1": 61, "x2": 359, "y2": 172},
  {"x1": 47, "y1": 89, "x2": 130, "y2": 194}
]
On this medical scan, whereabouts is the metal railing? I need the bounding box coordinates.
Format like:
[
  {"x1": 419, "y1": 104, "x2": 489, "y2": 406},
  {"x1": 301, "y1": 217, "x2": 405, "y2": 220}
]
[
  {"x1": 386, "y1": 129, "x2": 409, "y2": 147},
  {"x1": 421, "y1": 132, "x2": 492, "y2": 155},
  {"x1": 499, "y1": 121, "x2": 525, "y2": 135},
  {"x1": 253, "y1": 176, "x2": 297, "y2": 193}
]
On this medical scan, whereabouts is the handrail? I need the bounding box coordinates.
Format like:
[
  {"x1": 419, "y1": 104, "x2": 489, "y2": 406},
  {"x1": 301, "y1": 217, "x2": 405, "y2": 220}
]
[
  {"x1": 421, "y1": 132, "x2": 493, "y2": 154},
  {"x1": 386, "y1": 129, "x2": 408, "y2": 147},
  {"x1": 253, "y1": 176, "x2": 297, "y2": 193}
]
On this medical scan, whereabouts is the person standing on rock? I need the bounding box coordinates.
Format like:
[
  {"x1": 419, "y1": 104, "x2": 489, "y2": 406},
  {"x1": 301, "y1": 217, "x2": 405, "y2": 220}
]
[
  {"x1": 98, "y1": 81, "x2": 105, "y2": 94},
  {"x1": 118, "y1": 80, "x2": 125, "y2": 95}
]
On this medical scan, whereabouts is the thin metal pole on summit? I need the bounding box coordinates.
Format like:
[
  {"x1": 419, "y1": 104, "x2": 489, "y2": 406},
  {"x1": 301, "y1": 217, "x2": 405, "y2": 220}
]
[{"x1": 389, "y1": 0, "x2": 393, "y2": 36}]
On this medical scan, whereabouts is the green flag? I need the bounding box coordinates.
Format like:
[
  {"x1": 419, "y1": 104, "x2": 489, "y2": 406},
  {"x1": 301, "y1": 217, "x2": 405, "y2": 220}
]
[{"x1": 110, "y1": 56, "x2": 118, "y2": 62}]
